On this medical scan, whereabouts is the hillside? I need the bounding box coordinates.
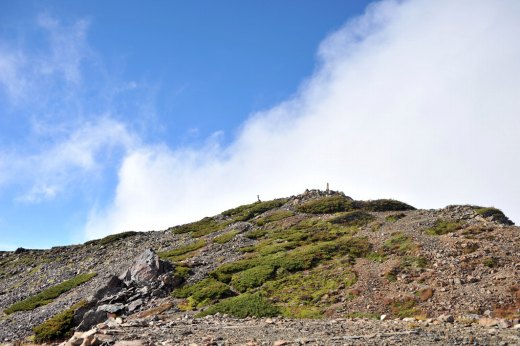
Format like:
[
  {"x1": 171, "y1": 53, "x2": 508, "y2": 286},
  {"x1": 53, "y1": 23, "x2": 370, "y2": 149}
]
[{"x1": 0, "y1": 189, "x2": 519, "y2": 345}]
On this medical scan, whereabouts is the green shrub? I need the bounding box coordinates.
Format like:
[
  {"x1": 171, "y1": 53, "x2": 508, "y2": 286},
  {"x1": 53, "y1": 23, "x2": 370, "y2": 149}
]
[
  {"x1": 401, "y1": 256, "x2": 428, "y2": 269},
  {"x1": 85, "y1": 231, "x2": 137, "y2": 246},
  {"x1": 389, "y1": 297, "x2": 418, "y2": 318},
  {"x1": 245, "y1": 229, "x2": 270, "y2": 240},
  {"x1": 385, "y1": 213, "x2": 407, "y2": 222},
  {"x1": 172, "y1": 278, "x2": 234, "y2": 305},
  {"x1": 4, "y1": 273, "x2": 96, "y2": 314},
  {"x1": 383, "y1": 232, "x2": 416, "y2": 254},
  {"x1": 329, "y1": 211, "x2": 375, "y2": 227},
  {"x1": 171, "y1": 217, "x2": 228, "y2": 237},
  {"x1": 33, "y1": 301, "x2": 87, "y2": 342},
  {"x1": 222, "y1": 199, "x2": 288, "y2": 222},
  {"x1": 174, "y1": 265, "x2": 192, "y2": 279},
  {"x1": 210, "y1": 257, "x2": 261, "y2": 283},
  {"x1": 483, "y1": 257, "x2": 497, "y2": 268},
  {"x1": 345, "y1": 312, "x2": 380, "y2": 319},
  {"x1": 474, "y1": 207, "x2": 514, "y2": 225},
  {"x1": 261, "y1": 263, "x2": 356, "y2": 313},
  {"x1": 425, "y1": 219, "x2": 463, "y2": 235},
  {"x1": 254, "y1": 210, "x2": 294, "y2": 226},
  {"x1": 360, "y1": 199, "x2": 415, "y2": 212},
  {"x1": 231, "y1": 265, "x2": 276, "y2": 292},
  {"x1": 159, "y1": 239, "x2": 206, "y2": 262},
  {"x1": 366, "y1": 251, "x2": 386, "y2": 263},
  {"x1": 296, "y1": 196, "x2": 353, "y2": 214},
  {"x1": 214, "y1": 230, "x2": 240, "y2": 244},
  {"x1": 196, "y1": 293, "x2": 279, "y2": 318},
  {"x1": 282, "y1": 306, "x2": 323, "y2": 319}
]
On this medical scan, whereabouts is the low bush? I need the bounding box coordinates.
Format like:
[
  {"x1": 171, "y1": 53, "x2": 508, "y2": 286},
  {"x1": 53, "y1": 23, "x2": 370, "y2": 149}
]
[
  {"x1": 261, "y1": 263, "x2": 357, "y2": 315},
  {"x1": 172, "y1": 278, "x2": 234, "y2": 305},
  {"x1": 171, "y1": 217, "x2": 228, "y2": 237},
  {"x1": 33, "y1": 301, "x2": 87, "y2": 342},
  {"x1": 388, "y1": 297, "x2": 418, "y2": 318},
  {"x1": 196, "y1": 293, "x2": 280, "y2": 318},
  {"x1": 254, "y1": 210, "x2": 294, "y2": 226},
  {"x1": 85, "y1": 231, "x2": 137, "y2": 246},
  {"x1": 383, "y1": 232, "x2": 416, "y2": 254},
  {"x1": 425, "y1": 219, "x2": 463, "y2": 235},
  {"x1": 214, "y1": 230, "x2": 240, "y2": 244},
  {"x1": 385, "y1": 213, "x2": 407, "y2": 222},
  {"x1": 4, "y1": 273, "x2": 96, "y2": 314},
  {"x1": 222, "y1": 199, "x2": 288, "y2": 222},
  {"x1": 329, "y1": 211, "x2": 375, "y2": 227},
  {"x1": 360, "y1": 199, "x2": 415, "y2": 212},
  {"x1": 245, "y1": 229, "x2": 270, "y2": 240},
  {"x1": 210, "y1": 257, "x2": 261, "y2": 283},
  {"x1": 474, "y1": 207, "x2": 514, "y2": 225},
  {"x1": 159, "y1": 239, "x2": 206, "y2": 262},
  {"x1": 296, "y1": 195, "x2": 353, "y2": 214},
  {"x1": 231, "y1": 265, "x2": 276, "y2": 292}
]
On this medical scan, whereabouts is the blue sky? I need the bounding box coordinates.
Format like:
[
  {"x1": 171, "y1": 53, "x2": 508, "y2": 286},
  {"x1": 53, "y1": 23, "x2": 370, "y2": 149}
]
[{"x1": 1, "y1": 0, "x2": 520, "y2": 250}]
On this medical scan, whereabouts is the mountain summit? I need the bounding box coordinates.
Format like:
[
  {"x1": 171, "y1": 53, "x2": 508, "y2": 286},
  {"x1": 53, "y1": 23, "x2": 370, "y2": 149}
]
[{"x1": 0, "y1": 190, "x2": 518, "y2": 344}]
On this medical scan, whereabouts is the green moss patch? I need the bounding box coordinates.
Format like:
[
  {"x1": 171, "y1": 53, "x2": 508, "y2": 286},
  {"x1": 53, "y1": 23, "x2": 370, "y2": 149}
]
[
  {"x1": 159, "y1": 239, "x2": 206, "y2": 262},
  {"x1": 222, "y1": 198, "x2": 288, "y2": 222},
  {"x1": 85, "y1": 231, "x2": 137, "y2": 246},
  {"x1": 296, "y1": 195, "x2": 354, "y2": 214},
  {"x1": 196, "y1": 293, "x2": 279, "y2": 318},
  {"x1": 383, "y1": 232, "x2": 416, "y2": 255},
  {"x1": 172, "y1": 278, "x2": 234, "y2": 306},
  {"x1": 388, "y1": 297, "x2": 419, "y2": 318},
  {"x1": 4, "y1": 273, "x2": 96, "y2": 314},
  {"x1": 385, "y1": 213, "x2": 407, "y2": 222},
  {"x1": 329, "y1": 211, "x2": 375, "y2": 227},
  {"x1": 213, "y1": 230, "x2": 240, "y2": 244},
  {"x1": 33, "y1": 301, "x2": 87, "y2": 342},
  {"x1": 425, "y1": 219, "x2": 464, "y2": 235},
  {"x1": 360, "y1": 199, "x2": 415, "y2": 212},
  {"x1": 210, "y1": 235, "x2": 370, "y2": 291},
  {"x1": 171, "y1": 217, "x2": 229, "y2": 237},
  {"x1": 231, "y1": 265, "x2": 276, "y2": 292},
  {"x1": 254, "y1": 210, "x2": 294, "y2": 226},
  {"x1": 474, "y1": 207, "x2": 514, "y2": 225},
  {"x1": 261, "y1": 263, "x2": 357, "y2": 318}
]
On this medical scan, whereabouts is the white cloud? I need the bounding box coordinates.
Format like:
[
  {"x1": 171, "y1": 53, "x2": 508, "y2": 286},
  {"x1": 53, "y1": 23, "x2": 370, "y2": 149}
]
[
  {"x1": 4, "y1": 117, "x2": 136, "y2": 203},
  {"x1": 85, "y1": 0, "x2": 520, "y2": 238},
  {"x1": 0, "y1": 49, "x2": 28, "y2": 101},
  {"x1": 37, "y1": 13, "x2": 90, "y2": 85}
]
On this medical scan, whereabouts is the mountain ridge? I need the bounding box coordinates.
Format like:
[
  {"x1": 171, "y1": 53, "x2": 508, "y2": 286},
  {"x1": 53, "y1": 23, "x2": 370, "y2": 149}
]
[{"x1": 0, "y1": 189, "x2": 519, "y2": 345}]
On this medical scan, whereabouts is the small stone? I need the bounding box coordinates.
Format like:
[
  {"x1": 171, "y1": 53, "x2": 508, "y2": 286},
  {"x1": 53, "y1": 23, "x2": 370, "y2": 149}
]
[
  {"x1": 113, "y1": 341, "x2": 146, "y2": 346},
  {"x1": 402, "y1": 317, "x2": 415, "y2": 322},
  {"x1": 437, "y1": 314, "x2": 454, "y2": 323},
  {"x1": 273, "y1": 341, "x2": 289, "y2": 346},
  {"x1": 380, "y1": 314, "x2": 387, "y2": 321},
  {"x1": 513, "y1": 324, "x2": 520, "y2": 329},
  {"x1": 479, "y1": 317, "x2": 498, "y2": 327},
  {"x1": 496, "y1": 319, "x2": 511, "y2": 328}
]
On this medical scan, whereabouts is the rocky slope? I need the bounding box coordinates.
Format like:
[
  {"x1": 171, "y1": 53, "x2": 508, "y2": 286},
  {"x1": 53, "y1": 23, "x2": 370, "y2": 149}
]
[{"x1": 0, "y1": 189, "x2": 518, "y2": 345}]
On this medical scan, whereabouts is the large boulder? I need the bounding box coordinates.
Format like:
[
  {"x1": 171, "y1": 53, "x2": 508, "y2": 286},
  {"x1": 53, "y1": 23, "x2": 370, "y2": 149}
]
[{"x1": 119, "y1": 249, "x2": 173, "y2": 284}]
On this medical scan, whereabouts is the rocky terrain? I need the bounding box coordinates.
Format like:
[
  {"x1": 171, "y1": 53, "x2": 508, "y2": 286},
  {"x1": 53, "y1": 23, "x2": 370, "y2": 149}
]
[{"x1": 0, "y1": 189, "x2": 518, "y2": 345}]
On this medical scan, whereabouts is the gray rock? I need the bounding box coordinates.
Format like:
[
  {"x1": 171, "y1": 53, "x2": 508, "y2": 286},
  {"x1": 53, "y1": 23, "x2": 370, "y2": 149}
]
[
  {"x1": 77, "y1": 309, "x2": 107, "y2": 332},
  {"x1": 119, "y1": 249, "x2": 173, "y2": 283},
  {"x1": 127, "y1": 298, "x2": 143, "y2": 312},
  {"x1": 97, "y1": 303, "x2": 125, "y2": 313},
  {"x1": 92, "y1": 275, "x2": 124, "y2": 300}
]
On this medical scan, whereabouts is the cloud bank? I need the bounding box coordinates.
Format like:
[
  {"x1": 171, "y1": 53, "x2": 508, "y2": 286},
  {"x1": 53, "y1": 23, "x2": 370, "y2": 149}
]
[{"x1": 83, "y1": 0, "x2": 520, "y2": 238}]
